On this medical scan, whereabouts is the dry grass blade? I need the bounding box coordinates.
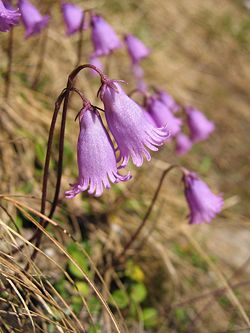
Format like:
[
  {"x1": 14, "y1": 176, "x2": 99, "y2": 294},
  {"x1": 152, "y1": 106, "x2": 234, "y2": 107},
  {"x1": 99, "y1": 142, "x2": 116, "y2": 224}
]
[
  {"x1": 2, "y1": 195, "x2": 130, "y2": 333},
  {"x1": 182, "y1": 226, "x2": 250, "y2": 328},
  {"x1": 6, "y1": 278, "x2": 36, "y2": 333},
  {"x1": 1, "y1": 196, "x2": 124, "y2": 333}
]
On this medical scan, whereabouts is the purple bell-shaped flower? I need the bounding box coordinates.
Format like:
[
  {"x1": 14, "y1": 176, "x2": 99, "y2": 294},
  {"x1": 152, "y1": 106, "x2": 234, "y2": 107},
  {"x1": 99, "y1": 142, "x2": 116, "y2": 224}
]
[
  {"x1": 19, "y1": 0, "x2": 49, "y2": 38},
  {"x1": 183, "y1": 171, "x2": 223, "y2": 224},
  {"x1": 0, "y1": 0, "x2": 20, "y2": 32},
  {"x1": 146, "y1": 96, "x2": 182, "y2": 137},
  {"x1": 100, "y1": 79, "x2": 170, "y2": 167},
  {"x1": 124, "y1": 34, "x2": 150, "y2": 64},
  {"x1": 175, "y1": 133, "x2": 193, "y2": 155},
  {"x1": 65, "y1": 105, "x2": 131, "y2": 198},
  {"x1": 61, "y1": 2, "x2": 84, "y2": 36},
  {"x1": 186, "y1": 106, "x2": 215, "y2": 143},
  {"x1": 91, "y1": 14, "x2": 121, "y2": 56},
  {"x1": 157, "y1": 90, "x2": 180, "y2": 113}
]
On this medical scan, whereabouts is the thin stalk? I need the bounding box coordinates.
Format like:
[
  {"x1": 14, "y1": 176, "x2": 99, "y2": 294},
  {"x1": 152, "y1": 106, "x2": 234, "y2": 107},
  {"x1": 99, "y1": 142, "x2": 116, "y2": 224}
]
[
  {"x1": 31, "y1": 26, "x2": 49, "y2": 89},
  {"x1": 27, "y1": 64, "x2": 105, "y2": 265},
  {"x1": 75, "y1": 10, "x2": 85, "y2": 67},
  {"x1": 4, "y1": 28, "x2": 14, "y2": 100},
  {"x1": 114, "y1": 165, "x2": 179, "y2": 264}
]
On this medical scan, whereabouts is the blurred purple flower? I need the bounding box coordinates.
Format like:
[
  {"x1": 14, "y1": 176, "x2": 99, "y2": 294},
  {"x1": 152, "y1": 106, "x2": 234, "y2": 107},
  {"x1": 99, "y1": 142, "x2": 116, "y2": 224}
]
[
  {"x1": 183, "y1": 171, "x2": 223, "y2": 224},
  {"x1": 91, "y1": 14, "x2": 121, "y2": 56},
  {"x1": 186, "y1": 106, "x2": 215, "y2": 143},
  {"x1": 61, "y1": 2, "x2": 84, "y2": 36},
  {"x1": 19, "y1": 0, "x2": 49, "y2": 38},
  {"x1": 124, "y1": 34, "x2": 150, "y2": 64},
  {"x1": 100, "y1": 80, "x2": 170, "y2": 167},
  {"x1": 65, "y1": 106, "x2": 131, "y2": 198},
  {"x1": 89, "y1": 55, "x2": 103, "y2": 76},
  {"x1": 158, "y1": 90, "x2": 180, "y2": 113},
  {"x1": 146, "y1": 96, "x2": 182, "y2": 137},
  {"x1": 132, "y1": 63, "x2": 144, "y2": 79},
  {"x1": 0, "y1": 0, "x2": 20, "y2": 32},
  {"x1": 175, "y1": 133, "x2": 192, "y2": 155}
]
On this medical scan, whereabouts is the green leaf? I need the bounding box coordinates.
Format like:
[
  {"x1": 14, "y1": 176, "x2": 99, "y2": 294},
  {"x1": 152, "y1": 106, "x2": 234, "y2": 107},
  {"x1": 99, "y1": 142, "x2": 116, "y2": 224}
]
[
  {"x1": 88, "y1": 324, "x2": 101, "y2": 333},
  {"x1": 110, "y1": 289, "x2": 129, "y2": 309},
  {"x1": 88, "y1": 296, "x2": 101, "y2": 313},
  {"x1": 76, "y1": 282, "x2": 90, "y2": 297},
  {"x1": 130, "y1": 283, "x2": 147, "y2": 304},
  {"x1": 67, "y1": 243, "x2": 89, "y2": 279},
  {"x1": 35, "y1": 141, "x2": 45, "y2": 165},
  {"x1": 141, "y1": 308, "x2": 158, "y2": 328},
  {"x1": 125, "y1": 260, "x2": 144, "y2": 282},
  {"x1": 71, "y1": 296, "x2": 82, "y2": 314}
]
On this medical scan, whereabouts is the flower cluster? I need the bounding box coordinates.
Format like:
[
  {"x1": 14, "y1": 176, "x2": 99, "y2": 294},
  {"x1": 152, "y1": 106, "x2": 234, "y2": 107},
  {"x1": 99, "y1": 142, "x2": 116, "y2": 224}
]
[{"x1": 66, "y1": 73, "x2": 170, "y2": 198}]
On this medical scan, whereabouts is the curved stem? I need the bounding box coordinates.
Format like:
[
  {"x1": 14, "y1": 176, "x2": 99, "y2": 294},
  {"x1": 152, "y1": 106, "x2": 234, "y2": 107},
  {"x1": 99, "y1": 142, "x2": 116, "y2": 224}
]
[
  {"x1": 27, "y1": 64, "x2": 107, "y2": 265},
  {"x1": 114, "y1": 165, "x2": 180, "y2": 264}
]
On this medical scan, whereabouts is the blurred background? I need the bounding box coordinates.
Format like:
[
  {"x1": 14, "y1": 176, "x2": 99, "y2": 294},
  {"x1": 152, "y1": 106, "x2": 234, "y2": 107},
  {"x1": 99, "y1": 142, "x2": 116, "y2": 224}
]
[{"x1": 0, "y1": 0, "x2": 250, "y2": 332}]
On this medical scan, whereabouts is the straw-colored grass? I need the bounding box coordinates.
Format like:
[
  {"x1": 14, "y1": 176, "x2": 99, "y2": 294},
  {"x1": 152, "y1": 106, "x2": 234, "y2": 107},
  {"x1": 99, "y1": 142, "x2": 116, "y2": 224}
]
[{"x1": 0, "y1": 0, "x2": 250, "y2": 332}]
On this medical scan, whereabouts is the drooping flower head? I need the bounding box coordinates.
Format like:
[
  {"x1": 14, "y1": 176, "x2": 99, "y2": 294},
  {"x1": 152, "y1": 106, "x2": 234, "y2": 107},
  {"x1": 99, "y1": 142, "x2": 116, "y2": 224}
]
[
  {"x1": 61, "y1": 2, "x2": 84, "y2": 36},
  {"x1": 100, "y1": 79, "x2": 170, "y2": 167},
  {"x1": 175, "y1": 133, "x2": 193, "y2": 155},
  {"x1": 186, "y1": 106, "x2": 215, "y2": 143},
  {"x1": 183, "y1": 171, "x2": 223, "y2": 224},
  {"x1": 124, "y1": 34, "x2": 150, "y2": 64},
  {"x1": 157, "y1": 90, "x2": 180, "y2": 113},
  {"x1": 19, "y1": 0, "x2": 49, "y2": 38},
  {"x1": 65, "y1": 105, "x2": 131, "y2": 198},
  {"x1": 0, "y1": 0, "x2": 20, "y2": 32},
  {"x1": 146, "y1": 96, "x2": 182, "y2": 137},
  {"x1": 90, "y1": 14, "x2": 121, "y2": 56}
]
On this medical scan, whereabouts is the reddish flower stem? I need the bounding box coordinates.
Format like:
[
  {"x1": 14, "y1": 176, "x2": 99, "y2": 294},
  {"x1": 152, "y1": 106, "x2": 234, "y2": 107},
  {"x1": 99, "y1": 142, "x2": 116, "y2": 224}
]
[
  {"x1": 113, "y1": 164, "x2": 180, "y2": 265},
  {"x1": 29, "y1": 64, "x2": 106, "y2": 264}
]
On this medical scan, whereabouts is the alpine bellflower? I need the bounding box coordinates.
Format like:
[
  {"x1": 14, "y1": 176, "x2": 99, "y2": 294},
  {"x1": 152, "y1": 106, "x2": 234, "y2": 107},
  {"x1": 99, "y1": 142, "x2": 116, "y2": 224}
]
[
  {"x1": 175, "y1": 133, "x2": 193, "y2": 155},
  {"x1": 124, "y1": 34, "x2": 150, "y2": 64},
  {"x1": 0, "y1": 0, "x2": 20, "y2": 32},
  {"x1": 61, "y1": 2, "x2": 84, "y2": 36},
  {"x1": 183, "y1": 171, "x2": 223, "y2": 224},
  {"x1": 146, "y1": 96, "x2": 182, "y2": 137},
  {"x1": 100, "y1": 80, "x2": 170, "y2": 167},
  {"x1": 158, "y1": 90, "x2": 180, "y2": 113},
  {"x1": 65, "y1": 106, "x2": 131, "y2": 198},
  {"x1": 19, "y1": 0, "x2": 49, "y2": 38},
  {"x1": 91, "y1": 14, "x2": 121, "y2": 56},
  {"x1": 186, "y1": 106, "x2": 215, "y2": 143}
]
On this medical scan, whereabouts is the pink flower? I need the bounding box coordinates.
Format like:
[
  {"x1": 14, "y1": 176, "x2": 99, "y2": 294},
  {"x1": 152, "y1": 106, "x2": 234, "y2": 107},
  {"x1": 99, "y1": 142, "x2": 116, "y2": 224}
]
[
  {"x1": 61, "y1": 2, "x2": 84, "y2": 36},
  {"x1": 0, "y1": 0, "x2": 20, "y2": 32},
  {"x1": 183, "y1": 172, "x2": 223, "y2": 224},
  {"x1": 89, "y1": 55, "x2": 103, "y2": 76},
  {"x1": 186, "y1": 106, "x2": 215, "y2": 143},
  {"x1": 175, "y1": 133, "x2": 193, "y2": 155},
  {"x1": 100, "y1": 80, "x2": 170, "y2": 167},
  {"x1": 146, "y1": 96, "x2": 182, "y2": 137},
  {"x1": 19, "y1": 0, "x2": 49, "y2": 38},
  {"x1": 91, "y1": 14, "x2": 121, "y2": 56},
  {"x1": 65, "y1": 106, "x2": 131, "y2": 198},
  {"x1": 157, "y1": 90, "x2": 180, "y2": 113},
  {"x1": 124, "y1": 34, "x2": 150, "y2": 64}
]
